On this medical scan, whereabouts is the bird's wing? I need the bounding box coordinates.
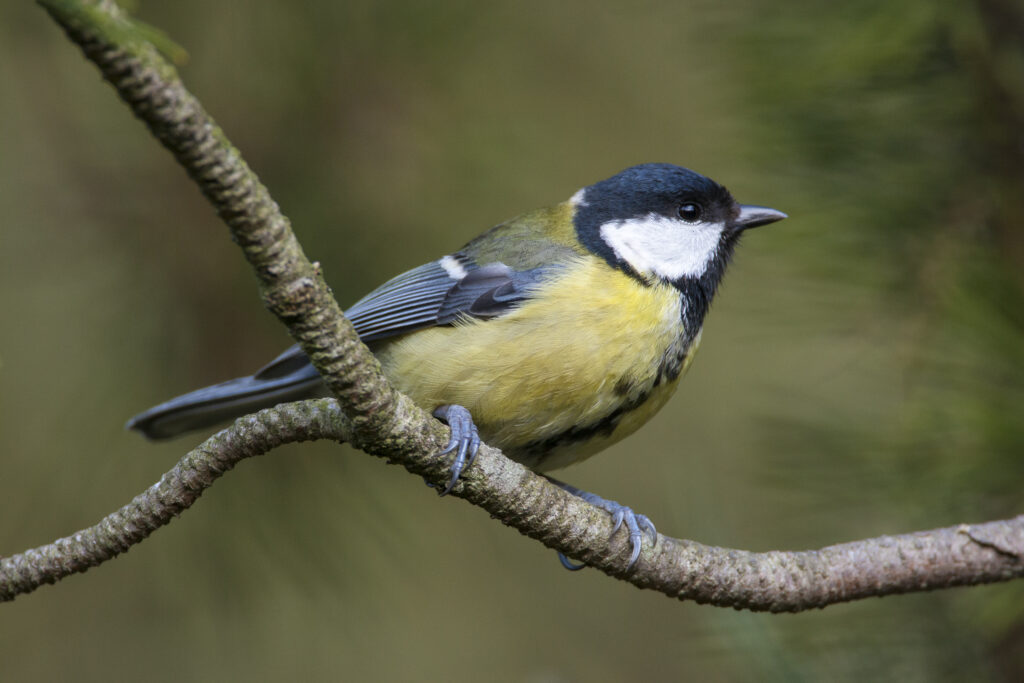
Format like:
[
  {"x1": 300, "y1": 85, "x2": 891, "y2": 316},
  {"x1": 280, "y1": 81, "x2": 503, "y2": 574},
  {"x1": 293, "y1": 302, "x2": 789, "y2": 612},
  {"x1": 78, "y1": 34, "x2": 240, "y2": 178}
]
[
  {"x1": 252, "y1": 253, "x2": 553, "y2": 380},
  {"x1": 348, "y1": 254, "x2": 552, "y2": 340}
]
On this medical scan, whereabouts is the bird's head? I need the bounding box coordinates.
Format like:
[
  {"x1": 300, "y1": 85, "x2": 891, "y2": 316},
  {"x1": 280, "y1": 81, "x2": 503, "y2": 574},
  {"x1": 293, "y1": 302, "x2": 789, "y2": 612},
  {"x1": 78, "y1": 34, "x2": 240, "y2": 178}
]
[{"x1": 571, "y1": 163, "x2": 785, "y2": 290}]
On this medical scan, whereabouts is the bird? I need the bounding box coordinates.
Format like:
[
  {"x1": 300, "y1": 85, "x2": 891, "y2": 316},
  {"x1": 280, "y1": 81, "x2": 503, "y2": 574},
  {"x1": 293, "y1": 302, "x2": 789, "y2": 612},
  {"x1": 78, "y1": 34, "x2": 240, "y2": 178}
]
[{"x1": 127, "y1": 163, "x2": 786, "y2": 569}]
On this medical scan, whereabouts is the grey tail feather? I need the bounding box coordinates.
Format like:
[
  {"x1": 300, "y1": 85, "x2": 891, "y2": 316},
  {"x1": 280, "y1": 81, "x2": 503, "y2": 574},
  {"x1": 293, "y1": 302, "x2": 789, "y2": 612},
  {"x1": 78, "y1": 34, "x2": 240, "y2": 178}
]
[{"x1": 127, "y1": 363, "x2": 324, "y2": 440}]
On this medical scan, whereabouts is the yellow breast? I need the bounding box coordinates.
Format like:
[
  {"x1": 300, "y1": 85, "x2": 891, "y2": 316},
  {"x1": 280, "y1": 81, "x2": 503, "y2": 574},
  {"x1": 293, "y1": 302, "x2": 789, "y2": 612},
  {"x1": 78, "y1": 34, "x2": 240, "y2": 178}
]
[{"x1": 373, "y1": 255, "x2": 699, "y2": 471}]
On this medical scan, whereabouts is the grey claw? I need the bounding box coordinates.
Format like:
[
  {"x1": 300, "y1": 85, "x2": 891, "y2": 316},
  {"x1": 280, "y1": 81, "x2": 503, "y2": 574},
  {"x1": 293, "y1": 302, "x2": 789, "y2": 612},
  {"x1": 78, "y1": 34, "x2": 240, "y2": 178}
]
[
  {"x1": 638, "y1": 515, "x2": 658, "y2": 543},
  {"x1": 558, "y1": 553, "x2": 586, "y2": 571},
  {"x1": 441, "y1": 471, "x2": 460, "y2": 496},
  {"x1": 610, "y1": 510, "x2": 625, "y2": 535},
  {"x1": 627, "y1": 535, "x2": 642, "y2": 569},
  {"x1": 465, "y1": 431, "x2": 482, "y2": 469},
  {"x1": 440, "y1": 433, "x2": 470, "y2": 496},
  {"x1": 619, "y1": 509, "x2": 647, "y2": 570}
]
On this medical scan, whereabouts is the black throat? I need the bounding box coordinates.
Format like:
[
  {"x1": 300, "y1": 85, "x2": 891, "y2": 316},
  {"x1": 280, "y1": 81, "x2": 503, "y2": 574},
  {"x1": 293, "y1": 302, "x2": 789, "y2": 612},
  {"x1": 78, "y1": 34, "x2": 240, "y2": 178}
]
[{"x1": 672, "y1": 230, "x2": 739, "y2": 346}]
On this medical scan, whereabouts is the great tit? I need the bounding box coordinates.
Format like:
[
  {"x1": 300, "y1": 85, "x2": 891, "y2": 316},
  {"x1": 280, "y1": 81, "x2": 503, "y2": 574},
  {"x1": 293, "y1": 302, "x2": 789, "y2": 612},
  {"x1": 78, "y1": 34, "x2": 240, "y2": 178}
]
[{"x1": 128, "y1": 163, "x2": 785, "y2": 568}]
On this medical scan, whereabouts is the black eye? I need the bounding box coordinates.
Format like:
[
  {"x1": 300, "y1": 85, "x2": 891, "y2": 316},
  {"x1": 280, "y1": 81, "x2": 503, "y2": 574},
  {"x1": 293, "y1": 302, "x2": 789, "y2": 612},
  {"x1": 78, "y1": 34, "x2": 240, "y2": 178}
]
[{"x1": 677, "y1": 203, "x2": 702, "y2": 222}]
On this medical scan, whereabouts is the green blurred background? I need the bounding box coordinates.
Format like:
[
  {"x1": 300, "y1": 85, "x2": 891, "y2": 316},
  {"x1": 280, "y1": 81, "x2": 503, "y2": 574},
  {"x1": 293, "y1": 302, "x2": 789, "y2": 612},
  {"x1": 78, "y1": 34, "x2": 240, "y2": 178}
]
[{"x1": 3, "y1": 0, "x2": 1024, "y2": 680}]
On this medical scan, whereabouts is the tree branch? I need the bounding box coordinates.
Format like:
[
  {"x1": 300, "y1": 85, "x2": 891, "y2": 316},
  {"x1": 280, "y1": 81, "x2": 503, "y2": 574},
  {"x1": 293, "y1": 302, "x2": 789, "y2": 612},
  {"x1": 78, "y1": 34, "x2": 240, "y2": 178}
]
[
  {"x1": 1, "y1": 400, "x2": 347, "y2": 602},
  {"x1": 8, "y1": 0, "x2": 1022, "y2": 611}
]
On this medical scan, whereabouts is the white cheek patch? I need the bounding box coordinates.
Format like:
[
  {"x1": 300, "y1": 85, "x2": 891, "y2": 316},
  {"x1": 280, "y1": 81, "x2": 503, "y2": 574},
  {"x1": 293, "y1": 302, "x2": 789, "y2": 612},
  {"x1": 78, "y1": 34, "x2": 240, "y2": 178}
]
[{"x1": 599, "y1": 214, "x2": 724, "y2": 280}]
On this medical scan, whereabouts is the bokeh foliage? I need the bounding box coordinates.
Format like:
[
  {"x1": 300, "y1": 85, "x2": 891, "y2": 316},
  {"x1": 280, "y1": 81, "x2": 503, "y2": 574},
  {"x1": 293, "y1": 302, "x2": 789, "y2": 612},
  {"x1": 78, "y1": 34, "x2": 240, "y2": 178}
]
[{"x1": 2, "y1": 0, "x2": 1022, "y2": 680}]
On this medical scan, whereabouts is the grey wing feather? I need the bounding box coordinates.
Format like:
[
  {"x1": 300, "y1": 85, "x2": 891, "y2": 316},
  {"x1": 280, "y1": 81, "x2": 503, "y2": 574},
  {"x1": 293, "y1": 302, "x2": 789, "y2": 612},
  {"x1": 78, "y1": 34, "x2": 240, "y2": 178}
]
[
  {"x1": 347, "y1": 254, "x2": 552, "y2": 339},
  {"x1": 126, "y1": 364, "x2": 324, "y2": 439},
  {"x1": 345, "y1": 255, "x2": 472, "y2": 341},
  {"x1": 436, "y1": 263, "x2": 549, "y2": 323}
]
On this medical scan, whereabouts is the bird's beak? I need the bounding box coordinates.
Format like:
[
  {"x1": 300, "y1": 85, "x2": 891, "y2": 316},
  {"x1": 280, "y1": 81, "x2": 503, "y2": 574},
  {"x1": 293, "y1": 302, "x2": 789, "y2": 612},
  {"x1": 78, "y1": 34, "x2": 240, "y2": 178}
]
[{"x1": 736, "y1": 204, "x2": 787, "y2": 230}]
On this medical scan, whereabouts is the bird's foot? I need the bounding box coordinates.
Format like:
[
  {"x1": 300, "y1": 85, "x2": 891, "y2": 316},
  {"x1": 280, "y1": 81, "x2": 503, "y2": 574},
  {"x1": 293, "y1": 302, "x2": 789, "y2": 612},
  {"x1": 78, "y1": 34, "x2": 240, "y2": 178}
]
[
  {"x1": 431, "y1": 404, "x2": 481, "y2": 496},
  {"x1": 550, "y1": 479, "x2": 657, "y2": 571}
]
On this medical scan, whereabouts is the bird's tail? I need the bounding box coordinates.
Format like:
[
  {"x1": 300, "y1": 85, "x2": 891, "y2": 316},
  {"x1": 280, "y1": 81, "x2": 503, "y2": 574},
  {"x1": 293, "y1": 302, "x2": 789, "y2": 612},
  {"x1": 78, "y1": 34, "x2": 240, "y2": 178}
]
[{"x1": 127, "y1": 345, "x2": 324, "y2": 440}]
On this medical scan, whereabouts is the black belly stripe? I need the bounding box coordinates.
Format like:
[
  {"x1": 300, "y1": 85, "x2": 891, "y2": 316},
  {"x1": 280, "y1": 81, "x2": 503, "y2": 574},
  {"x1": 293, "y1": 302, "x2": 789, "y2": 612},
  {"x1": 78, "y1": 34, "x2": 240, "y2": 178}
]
[
  {"x1": 520, "y1": 389, "x2": 651, "y2": 456},
  {"x1": 521, "y1": 337, "x2": 693, "y2": 457},
  {"x1": 653, "y1": 334, "x2": 689, "y2": 388}
]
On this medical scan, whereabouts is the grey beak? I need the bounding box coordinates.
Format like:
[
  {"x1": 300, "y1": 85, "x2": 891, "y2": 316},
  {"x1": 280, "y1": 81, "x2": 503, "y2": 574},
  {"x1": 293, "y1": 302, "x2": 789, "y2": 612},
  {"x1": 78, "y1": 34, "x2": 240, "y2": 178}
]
[{"x1": 736, "y1": 204, "x2": 787, "y2": 230}]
